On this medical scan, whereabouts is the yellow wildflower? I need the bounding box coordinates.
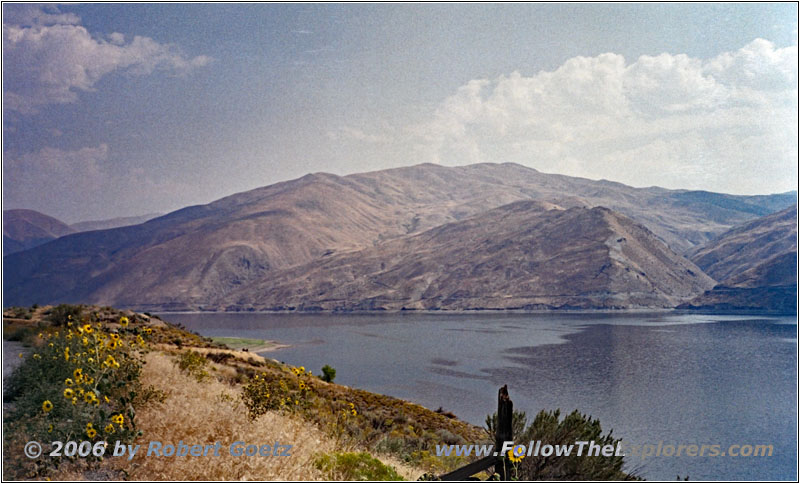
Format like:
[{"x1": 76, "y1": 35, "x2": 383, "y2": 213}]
[
  {"x1": 120, "y1": 316, "x2": 129, "y2": 327},
  {"x1": 508, "y1": 447, "x2": 525, "y2": 463},
  {"x1": 42, "y1": 400, "x2": 53, "y2": 413},
  {"x1": 63, "y1": 388, "x2": 74, "y2": 399},
  {"x1": 87, "y1": 428, "x2": 97, "y2": 439},
  {"x1": 65, "y1": 378, "x2": 73, "y2": 386},
  {"x1": 82, "y1": 324, "x2": 93, "y2": 334},
  {"x1": 104, "y1": 424, "x2": 115, "y2": 434},
  {"x1": 84, "y1": 391, "x2": 96, "y2": 403},
  {"x1": 73, "y1": 368, "x2": 83, "y2": 381},
  {"x1": 112, "y1": 414, "x2": 124, "y2": 426}
]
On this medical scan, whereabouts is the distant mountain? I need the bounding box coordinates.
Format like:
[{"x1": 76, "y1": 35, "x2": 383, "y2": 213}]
[
  {"x1": 3, "y1": 163, "x2": 793, "y2": 310},
  {"x1": 70, "y1": 213, "x2": 162, "y2": 233},
  {"x1": 682, "y1": 205, "x2": 797, "y2": 313},
  {"x1": 214, "y1": 202, "x2": 715, "y2": 311},
  {"x1": 3, "y1": 209, "x2": 75, "y2": 256}
]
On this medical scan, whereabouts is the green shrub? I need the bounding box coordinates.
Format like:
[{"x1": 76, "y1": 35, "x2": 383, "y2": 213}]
[
  {"x1": 484, "y1": 409, "x2": 528, "y2": 441},
  {"x1": 320, "y1": 364, "x2": 336, "y2": 382},
  {"x1": 46, "y1": 304, "x2": 84, "y2": 326},
  {"x1": 314, "y1": 452, "x2": 404, "y2": 481},
  {"x1": 494, "y1": 409, "x2": 638, "y2": 480},
  {"x1": 175, "y1": 350, "x2": 209, "y2": 382}
]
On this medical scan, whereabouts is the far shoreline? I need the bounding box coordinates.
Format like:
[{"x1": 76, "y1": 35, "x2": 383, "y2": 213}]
[{"x1": 151, "y1": 308, "x2": 795, "y2": 316}]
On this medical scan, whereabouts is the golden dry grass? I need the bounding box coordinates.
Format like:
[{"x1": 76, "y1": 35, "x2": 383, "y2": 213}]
[
  {"x1": 51, "y1": 351, "x2": 420, "y2": 481},
  {"x1": 112, "y1": 352, "x2": 333, "y2": 480}
]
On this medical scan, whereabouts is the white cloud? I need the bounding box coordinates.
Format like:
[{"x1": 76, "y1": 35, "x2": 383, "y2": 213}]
[
  {"x1": 3, "y1": 5, "x2": 212, "y2": 114},
  {"x1": 412, "y1": 38, "x2": 798, "y2": 194},
  {"x1": 2, "y1": 4, "x2": 80, "y2": 27}
]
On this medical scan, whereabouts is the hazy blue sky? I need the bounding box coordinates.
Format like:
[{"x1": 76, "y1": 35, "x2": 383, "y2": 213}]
[{"x1": 3, "y1": 3, "x2": 797, "y2": 222}]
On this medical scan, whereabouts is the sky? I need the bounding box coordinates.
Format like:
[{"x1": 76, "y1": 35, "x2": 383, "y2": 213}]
[{"x1": 2, "y1": 3, "x2": 798, "y2": 223}]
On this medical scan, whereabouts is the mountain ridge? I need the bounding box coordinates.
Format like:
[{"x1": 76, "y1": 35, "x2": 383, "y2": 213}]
[
  {"x1": 3, "y1": 163, "x2": 794, "y2": 310},
  {"x1": 206, "y1": 201, "x2": 715, "y2": 312},
  {"x1": 3, "y1": 209, "x2": 76, "y2": 256}
]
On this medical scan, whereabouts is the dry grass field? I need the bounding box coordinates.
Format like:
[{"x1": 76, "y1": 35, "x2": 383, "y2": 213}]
[{"x1": 3, "y1": 305, "x2": 483, "y2": 481}]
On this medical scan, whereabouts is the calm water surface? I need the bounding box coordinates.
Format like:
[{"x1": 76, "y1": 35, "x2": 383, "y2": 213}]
[{"x1": 160, "y1": 312, "x2": 797, "y2": 481}]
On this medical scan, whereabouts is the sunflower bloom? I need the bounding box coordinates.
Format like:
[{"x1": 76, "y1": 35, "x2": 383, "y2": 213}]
[
  {"x1": 42, "y1": 400, "x2": 53, "y2": 413},
  {"x1": 87, "y1": 428, "x2": 97, "y2": 439},
  {"x1": 104, "y1": 424, "x2": 115, "y2": 434},
  {"x1": 82, "y1": 324, "x2": 93, "y2": 334},
  {"x1": 65, "y1": 378, "x2": 74, "y2": 386},
  {"x1": 112, "y1": 414, "x2": 124, "y2": 426},
  {"x1": 63, "y1": 388, "x2": 74, "y2": 399},
  {"x1": 120, "y1": 316, "x2": 129, "y2": 327},
  {"x1": 508, "y1": 447, "x2": 525, "y2": 463}
]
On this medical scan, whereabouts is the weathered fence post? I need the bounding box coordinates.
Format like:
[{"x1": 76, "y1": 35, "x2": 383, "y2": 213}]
[
  {"x1": 436, "y1": 385, "x2": 514, "y2": 481},
  {"x1": 495, "y1": 385, "x2": 513, "y2": 480}
]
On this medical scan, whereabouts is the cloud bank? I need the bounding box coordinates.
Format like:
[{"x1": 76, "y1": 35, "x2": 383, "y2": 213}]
[
  {"x1": 3, "y1": 5, "x2": 212, "y2": 113},
  {"x1": 411, "y1": 39, "x2": 797, "y2": 194}
]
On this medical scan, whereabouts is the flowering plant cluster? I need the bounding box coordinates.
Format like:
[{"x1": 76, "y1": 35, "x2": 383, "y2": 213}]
[
  {"x1": 241, "y1": 365, "x2": 315, "y2": 420},
  {"x1": 7, "y1": 314, "x2": 151, "y2": 449}
]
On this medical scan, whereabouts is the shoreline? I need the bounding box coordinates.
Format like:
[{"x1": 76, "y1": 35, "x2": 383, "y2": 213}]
[
  {"x1": 152, "y1": 307, "x2": 795, "y2": 316},
  {"x1": 251, "y1": 341, "x2": 290, "y2": 353}
]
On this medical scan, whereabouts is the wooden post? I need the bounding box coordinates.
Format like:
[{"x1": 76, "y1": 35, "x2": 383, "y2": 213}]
[{"x1": 495, "y1": 385, "x2": 513, "y2": 480}]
